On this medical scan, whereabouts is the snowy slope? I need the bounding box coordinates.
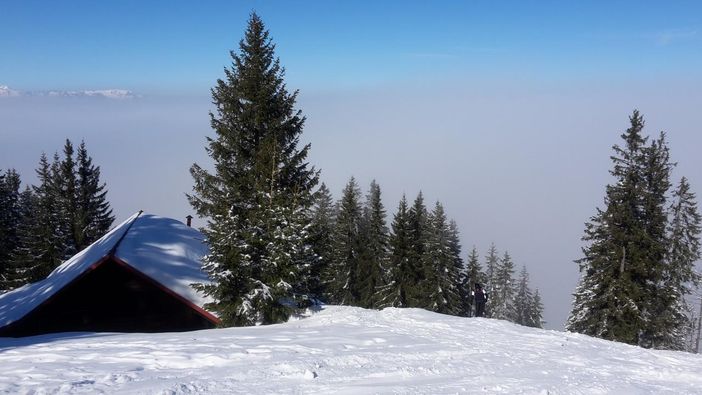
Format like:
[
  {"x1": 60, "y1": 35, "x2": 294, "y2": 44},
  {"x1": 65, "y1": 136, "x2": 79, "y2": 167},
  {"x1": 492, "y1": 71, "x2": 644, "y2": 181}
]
[{"x1": 1, "y1": 306, "x2": 701, "y2": 394}]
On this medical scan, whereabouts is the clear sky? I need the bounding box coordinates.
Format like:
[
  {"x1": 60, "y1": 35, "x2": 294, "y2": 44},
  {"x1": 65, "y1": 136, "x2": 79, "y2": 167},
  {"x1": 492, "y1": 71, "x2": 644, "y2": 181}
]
[
  {"x1": 1, "y1": 1, "x2": 701, "y2": 329},
  {"x1": 2, "y1": 1, "x2": 701, "y2": 92}
]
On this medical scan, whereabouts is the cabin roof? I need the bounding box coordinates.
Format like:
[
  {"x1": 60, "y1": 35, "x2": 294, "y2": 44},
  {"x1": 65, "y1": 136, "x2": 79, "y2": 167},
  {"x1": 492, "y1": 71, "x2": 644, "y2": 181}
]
[{"x1": 0, "y1": 212, "x2": 215, "y2": 328}]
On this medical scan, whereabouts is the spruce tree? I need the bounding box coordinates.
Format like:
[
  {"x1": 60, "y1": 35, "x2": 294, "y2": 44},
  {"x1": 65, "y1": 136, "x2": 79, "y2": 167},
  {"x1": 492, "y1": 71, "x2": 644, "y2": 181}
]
[
  {"x1": 189, "y1": 13, "x2": 318, "y2": 325},
  {"x1": 57, "y1": 139, "x2": 78, "y2": 259},
  {"x1": 656, "y1": 177, "x2": 702, "y2": 350},
  {"x1": 356, "y1": 180, "x2": 389, "y2": 308},
  {"x1": 491, "y1": 251, "x2": 517, "y2": 321},
  {"x1": 7, "y1": 187, "x2": 37, "y2": 289},
  {"x1": 0, "y1": 170, "x2": 22, "y2": 292},
  {"x1": 21, "y1": 154, "x2": 68, "y2": 282},
  {"x1": 325, "y1": 177, "x2": 363, "y2": 305},
  {"x1": 568, "y1": 111, "x2": 648, "y2": 343},
  {"x1": 447, "y1": 220, "x2": 467, "y2": 315},
  {"x1": 377, "y1": 195, "x2": 412, "y2": 308},
  {"x1": 406, "y1": 192, "x2": 428, "y2": 307},
  {"x1": 529, "y1": 289, "x2": 545, "y2": 328},
  {"x1": 75, "y1": 140, "x2": 114, "y2": 251},
  {"x1": 514, "y1": 266, "x2": 540, "y2": 327},
  {"x1": 422, "y1": 202, "x2": 462, "y2": 314},
  {"x1": 567, "y1": 110, "x2": 680, "y2": 346},
  {"x1": 638, "y1": 132, "x2": 675, "y2": 348},
  {"x1": 308, "y1": 183, "x2": 335, "y2": 299},
  {"x1": 483, "y1": 243, "x2": 499, "y2": 317}
]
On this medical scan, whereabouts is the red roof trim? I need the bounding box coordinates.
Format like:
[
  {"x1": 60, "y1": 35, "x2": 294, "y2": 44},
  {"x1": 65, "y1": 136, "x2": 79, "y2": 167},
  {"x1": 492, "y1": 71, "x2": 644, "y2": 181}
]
[{"x1": 110, "y1": 256, "x2": 221, "y2": 326}]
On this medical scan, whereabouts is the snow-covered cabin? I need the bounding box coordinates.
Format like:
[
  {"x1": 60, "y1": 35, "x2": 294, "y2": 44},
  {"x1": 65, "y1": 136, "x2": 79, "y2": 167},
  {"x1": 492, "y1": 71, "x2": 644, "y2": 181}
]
[{"x1": 0, "y1": 212, "x2": 220, "y2": 337}]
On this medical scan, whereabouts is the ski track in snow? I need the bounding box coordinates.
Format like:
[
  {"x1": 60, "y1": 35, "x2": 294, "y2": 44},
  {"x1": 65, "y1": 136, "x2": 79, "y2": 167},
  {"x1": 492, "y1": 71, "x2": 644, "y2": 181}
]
[{"x1": 1, "y1": 306, "x2": 701, "y2": 394}]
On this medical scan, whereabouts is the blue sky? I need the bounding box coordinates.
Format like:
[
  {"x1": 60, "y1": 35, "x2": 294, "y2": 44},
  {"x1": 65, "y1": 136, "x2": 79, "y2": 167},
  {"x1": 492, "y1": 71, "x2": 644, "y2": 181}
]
[
  {"x1": 2, "y1": 2, "x2": 702, "y2": 329},
  {"x1": 2, "y1": 1, "x2": 700, "y2": 93}
]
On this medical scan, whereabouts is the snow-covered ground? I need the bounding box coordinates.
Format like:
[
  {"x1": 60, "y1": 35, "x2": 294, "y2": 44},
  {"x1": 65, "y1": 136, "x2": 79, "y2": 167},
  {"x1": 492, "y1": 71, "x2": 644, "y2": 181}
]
[{"x1": 1, "y1": 306, "x2": 701, "y2": 394}]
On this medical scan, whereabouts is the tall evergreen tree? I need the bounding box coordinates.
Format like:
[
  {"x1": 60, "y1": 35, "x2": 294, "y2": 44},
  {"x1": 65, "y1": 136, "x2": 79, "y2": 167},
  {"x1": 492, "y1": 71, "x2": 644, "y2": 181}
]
[
  {"x1": 57, "y1": 139, "x2": 78, "y2": 259},
  {"x1": 189, "y1": 13, "x2": 318, "y2": 325},
  {"x1": 7, "y1": 186, "x2": 37, "y2": 289},
  {"x1": 0, "y1": 170, "x2": 22, "y2": 292},
  {"x1": 491, "y1": 251, "x2": 517, "y2": 321},
  {"x1": 75, "y1": 140, "x2": 114, "y2": 251},
  {"x1": 514, "y1": 266, "x2": 532, "y2": 326},
  {"x1": 668, "y1": 177, "x2": 701, "y2": 290},
  {"x1": 529, "y1": 289, "x2": 545, "y2": 328},
  {"x1": 422, "y1": 202, "x2": 462, "y2": 314},
  {"x1": 308, "y1": 183, "x2": 335, "y2": 299},
  {"x1": 638, "y1": 132, "x2": 675, "y2": 348},
  {"x1": 21, "y1": 154, "x2": 68, "y2": 282},
  {"x1": 406, "y1": 192, "x2": 428, "y2": 307},
  {"x1": 568, "y1": 111, "x2": 649, "y2": 343},
  {"x1": 656, "y1": 177, "x2": 702, "y2": 350},
  {"x1": 514, "y1": 266, "x2": 543, "y2": 328},
  {"x1": 325, "y1": 177, "x2": 363, "y2": 305},
  {"x1": 377, "y1": 195, "x2": 412, "y2": 308},
  {"x1": 567, "y1": 110, "x2": 684, "y2": 347},
  {"x1": 483, "y1": 243, "x2": 499, "y2": 317},
  {"x1": 447, "y1": 220, "x2": 467, "y2": 315},
  {"x1": 356, "y1": 180, "x2": 389, "y2": 308}
]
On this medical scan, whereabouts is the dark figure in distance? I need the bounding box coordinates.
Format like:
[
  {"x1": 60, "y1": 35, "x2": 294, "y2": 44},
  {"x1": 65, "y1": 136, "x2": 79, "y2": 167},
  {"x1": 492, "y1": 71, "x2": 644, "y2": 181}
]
[{"x1": 473, "y1": 283, "x2": 487, "y2": 317}]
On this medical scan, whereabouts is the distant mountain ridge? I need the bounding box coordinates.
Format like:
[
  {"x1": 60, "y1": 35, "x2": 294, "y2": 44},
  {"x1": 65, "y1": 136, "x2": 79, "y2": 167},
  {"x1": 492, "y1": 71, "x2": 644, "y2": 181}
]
[{"x1": 0, "y1": 85, "x2": 137, "y2": 99}]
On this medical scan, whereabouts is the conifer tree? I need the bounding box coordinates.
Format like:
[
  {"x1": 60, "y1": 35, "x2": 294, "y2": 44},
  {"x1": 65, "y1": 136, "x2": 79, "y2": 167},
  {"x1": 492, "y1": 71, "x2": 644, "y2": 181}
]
[
  {"x1": 356, "y1": 180, "x2": 389, "y2": 308},
  {"x1": 308, "y1": 183, "x2": 335, "y2": 299},
  {"x1": 491, "y1": 251, "x2": 517, "y2": 321},
  {"x1": 377, "y1": 195, "x2": 412, "y2": 308},
  {"x1": 0, "y1": 170, "x2": 22, "y2": 292},
  {"x1": 406, "y1": 192, "x2": 428, "y2": 306},
  {"x1": 464, "y1": 246, "x2": 486, "y2": 317},
  {"x1": 57, "y1": 139, "x2": 78, "y2": 259},
  {"x1": 567, "y1": 110, "x2": 683, "y2": 347},
  {"x1": 2, "y1": 141, "x2": 113, "y2": 289},
  {"x1": 75, "y1": 140, "x2": 114, "y2": 251},
  {"x1": 21, "y1": 154, "x2": 68, "y2": 282},
  {"x1": 189, "y1": 13, "x2": 318, "y2": 325},
  {"x1": 668, "y1": 177, "x2": 701, "y2": 289},
  {"x1": 514, "y1": 266, "x2": 535, "y2": 326},
  {"x1": 7, "y1": 187, "x2": 37, "y2": 289},
  {"x1": 568, "y1": 111, "x2": 649, "y2": 343},
  {"x1": 529, "y1": 289, "x2": 545, "y2": 328},
  {"x1": 325, "y1": 177, "x2": 363, "y2": 305},
  {"x1": 655, "y1": 177, "x2": 702, "y2": 350},
  {"x1": 447, "y1": 220, "x2": 467, "y2": 315},
  {"x1": 638, "y1": 132, "x2": 675, "y2": 348},
  {"x1": 483, "y1": 243, "x2": 499, "y2": 317},
  {"x1": 422, "y1": 202, "x2": 462, "y2": 314}
]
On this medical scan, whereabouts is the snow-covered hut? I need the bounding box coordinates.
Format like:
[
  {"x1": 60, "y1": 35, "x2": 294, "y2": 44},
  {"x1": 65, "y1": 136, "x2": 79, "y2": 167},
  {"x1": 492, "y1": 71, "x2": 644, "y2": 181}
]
[{"x1": 0, "y1": 212, "x2": 220, "y2": 337}]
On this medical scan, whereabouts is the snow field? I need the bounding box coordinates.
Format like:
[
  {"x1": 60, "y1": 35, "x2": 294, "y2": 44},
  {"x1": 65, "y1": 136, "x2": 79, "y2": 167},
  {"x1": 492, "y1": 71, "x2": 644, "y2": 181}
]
[{"x1": 1, "y1": 306, "x2": 701, "y2": 394}]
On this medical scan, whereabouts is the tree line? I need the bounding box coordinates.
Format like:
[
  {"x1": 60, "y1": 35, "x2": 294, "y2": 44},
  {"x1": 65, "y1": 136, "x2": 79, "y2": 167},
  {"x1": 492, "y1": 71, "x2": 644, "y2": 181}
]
[
  {"x1": 567, "y1": 111, "x2": 702, "y2": 351},
  {"x1": 309, "y1": 179, "x2": 544, "y2": 326},
  {"x1": 188, "y1": 13, "x2": 543, "y2": 329},
  {"x1": 0, "y1": 139, "x2": 114, "y2": 292}
]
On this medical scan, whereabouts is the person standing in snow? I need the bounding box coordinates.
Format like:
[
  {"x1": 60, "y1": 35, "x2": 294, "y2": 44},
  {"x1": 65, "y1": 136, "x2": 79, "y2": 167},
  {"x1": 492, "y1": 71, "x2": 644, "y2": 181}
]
[{"x1": 472, "y1": 283, "x2": 487, "y2": 317}]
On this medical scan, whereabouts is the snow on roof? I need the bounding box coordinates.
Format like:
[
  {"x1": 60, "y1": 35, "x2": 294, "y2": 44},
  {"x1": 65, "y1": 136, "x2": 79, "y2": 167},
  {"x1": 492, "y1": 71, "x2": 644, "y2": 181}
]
[{"x1": 0, "y1": 212, "x2": 214, "y2": 328}]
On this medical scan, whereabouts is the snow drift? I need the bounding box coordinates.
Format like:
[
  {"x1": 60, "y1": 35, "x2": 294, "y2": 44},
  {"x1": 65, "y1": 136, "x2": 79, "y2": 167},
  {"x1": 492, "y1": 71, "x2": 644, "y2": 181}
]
[{"x1": 1, "y1": 306, "x2": 701, "y2": 394}]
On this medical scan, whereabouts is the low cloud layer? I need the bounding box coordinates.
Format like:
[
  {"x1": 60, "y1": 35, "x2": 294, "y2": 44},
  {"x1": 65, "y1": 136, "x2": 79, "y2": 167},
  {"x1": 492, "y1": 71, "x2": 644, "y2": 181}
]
[
  {"x1": 1, "y1": 78, "x2": 701, "y2": 329},
  {"x1": 0, "y1": 85, "x2": 137, "y2": 99}
]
